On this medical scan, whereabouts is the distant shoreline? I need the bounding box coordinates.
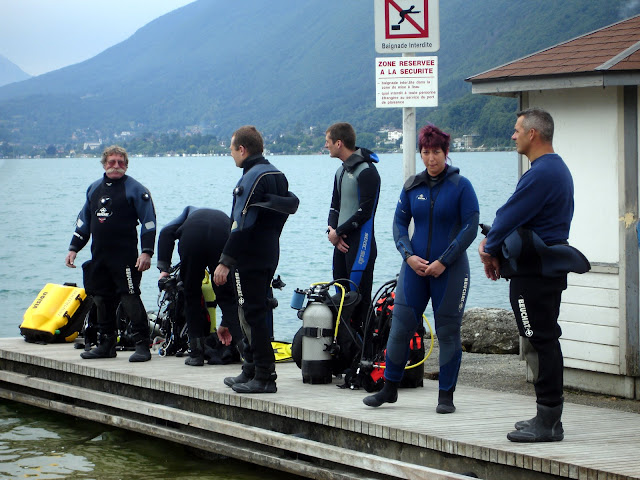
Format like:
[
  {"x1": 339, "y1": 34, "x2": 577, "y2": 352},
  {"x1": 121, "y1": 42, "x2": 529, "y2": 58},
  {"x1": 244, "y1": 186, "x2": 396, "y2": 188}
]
[{"x1": 2, "y1": 148, "x2": 517, "y2": 160}]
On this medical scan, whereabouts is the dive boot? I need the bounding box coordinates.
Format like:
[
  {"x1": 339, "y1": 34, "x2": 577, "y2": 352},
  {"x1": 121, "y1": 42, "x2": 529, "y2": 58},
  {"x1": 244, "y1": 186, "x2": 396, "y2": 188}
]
[
  {"x1": 363, "y1": 380, "x2": 398, "y2": 407},
  {"x1": 231, "y1": 373, "x2": 277, "y2": 394},
  {"x1": 515, "y1": 396, "x2": 563, "y2": 429},
  {"x1": 129, "y1": 341, "x2": 152, "y2": 362},
  {"x1": 80, "y1": 333, "x2": 117, "y2": 359},
  {"x1": 507, "y1": 403, "x2": 564, "y2": 442},
  {"x1": 224, "y1": 365, "x2": 255, "y2": 387},
  {"x1": 514, "y1": 416, "x2": 536, "y2": 430},
  {"x1": 185, "y1": 337, "x2": 205, "y2": 366},
  {"x1": 436, "y1": 389, "x2": 456, "y2": 414}
]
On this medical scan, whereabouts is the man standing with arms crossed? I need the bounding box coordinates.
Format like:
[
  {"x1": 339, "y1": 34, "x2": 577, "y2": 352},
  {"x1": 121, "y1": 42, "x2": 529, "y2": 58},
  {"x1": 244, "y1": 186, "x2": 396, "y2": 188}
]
[{"x1": 479, "y1": 108, "x2": 579, "y2": 442}]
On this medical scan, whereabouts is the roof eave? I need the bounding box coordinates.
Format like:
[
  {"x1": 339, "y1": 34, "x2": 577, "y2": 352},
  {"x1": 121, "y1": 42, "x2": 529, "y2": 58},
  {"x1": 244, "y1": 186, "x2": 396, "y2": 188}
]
[{"x1": 469, "y1": 71, "x2": 640, "y2": 96}]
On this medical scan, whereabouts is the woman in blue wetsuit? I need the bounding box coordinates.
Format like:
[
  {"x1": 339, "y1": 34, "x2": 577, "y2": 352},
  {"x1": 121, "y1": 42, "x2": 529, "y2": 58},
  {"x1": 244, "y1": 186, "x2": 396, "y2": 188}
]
[{"x1": 364, "y1": 125, "x2": 479, "y2": 413}]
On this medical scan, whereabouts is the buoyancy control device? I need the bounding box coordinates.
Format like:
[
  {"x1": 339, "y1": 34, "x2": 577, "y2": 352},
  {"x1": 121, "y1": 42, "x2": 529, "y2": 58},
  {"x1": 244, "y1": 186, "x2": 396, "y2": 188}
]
[
  {"x1": 341, "y1": 278, "x2": 433, "y2": 392},
  {"x1": 290, "y1": 280, "x2": 361, "y2": 384}
]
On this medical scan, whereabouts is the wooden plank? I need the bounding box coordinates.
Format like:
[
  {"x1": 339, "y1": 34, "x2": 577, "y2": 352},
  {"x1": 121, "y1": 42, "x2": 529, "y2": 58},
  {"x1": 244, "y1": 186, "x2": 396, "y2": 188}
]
[
  {"x1": 563, "y1": 285, "x2": 619, "y2": 308},
  {"x1": 559, "y1": 303, "x2": 619, "y2": 327},
  {"x1": 560, "y1": 321, "x2": 619, "y2": 346},
  {"x1": 1, "y1": 339, "x2": 640, "y2": 480},
  {"x1": 564, "y1": 357, "x2": 621, "y2": 375},
  {"x1": 568, "y1": 272, "x2": 619, "y2": 289},
  {"x1": 561, "y1": 338, "x2": 620, "y2": 365}
]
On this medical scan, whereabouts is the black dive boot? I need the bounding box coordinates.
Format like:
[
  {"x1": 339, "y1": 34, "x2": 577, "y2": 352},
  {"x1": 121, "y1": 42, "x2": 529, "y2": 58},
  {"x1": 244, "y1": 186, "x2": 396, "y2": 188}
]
[
  {"x1": 436, "y1": 388, "x2": 456, "y2": 414},
  {"x1": 507, "y1": 403, "x2": 564, "y2": 442},
  {"x1": 514, "y1": 415, "x2": 536, "y2": 430},
  {"x1": 185, "y1": 337, "x2": 205, "y2": 366},
  {"x1": 224, "y1": 363, "x2": 255, "y2": 387},
  {"x1": 80, "y1": 333, "x2": 117, "y2": 359},
  {"x1": 363, "y1": 380, "x2": 398, "y2": 407},
  {"x1": 232, "y1": 371, "x2": 277, "y2": 394},
  {"x1": 129, "y1": 340, "x2": 152, "y2": 362}
]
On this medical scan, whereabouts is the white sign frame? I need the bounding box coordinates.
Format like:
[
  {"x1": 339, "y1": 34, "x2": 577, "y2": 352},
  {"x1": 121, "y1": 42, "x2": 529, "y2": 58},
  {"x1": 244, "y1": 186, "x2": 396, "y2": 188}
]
[{"x1": 374, "y1": 0, "x2": 440, "y2": 53}]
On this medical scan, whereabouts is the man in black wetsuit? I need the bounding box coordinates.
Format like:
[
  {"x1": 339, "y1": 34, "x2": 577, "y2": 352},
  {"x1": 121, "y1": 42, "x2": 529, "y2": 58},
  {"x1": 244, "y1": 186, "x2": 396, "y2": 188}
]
[
  {"x1": 157, "y1": 206, "x2": 242, "y2": 366},
  {"x1": 325, "y1": 122, "x2": 381, "y2": 336},
  {"x1": 214, "y1": 126, "x2": 299, "y2": 394},
  {"x1": 65, "y1": 145, "x2": 156, "y2": 362}
]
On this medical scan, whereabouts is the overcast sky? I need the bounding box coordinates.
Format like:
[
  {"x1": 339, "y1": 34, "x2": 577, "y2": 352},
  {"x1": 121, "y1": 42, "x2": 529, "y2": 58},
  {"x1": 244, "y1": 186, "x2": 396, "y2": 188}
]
[{"x1": 0, "y1": 0, "x2": 196, "y2": 76}]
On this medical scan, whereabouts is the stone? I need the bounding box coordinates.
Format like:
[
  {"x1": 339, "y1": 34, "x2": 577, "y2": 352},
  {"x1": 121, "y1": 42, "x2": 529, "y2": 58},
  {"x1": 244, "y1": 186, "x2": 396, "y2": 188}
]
[{"x1": 460, "y1": 307, "x2": 519, "y2": 354}]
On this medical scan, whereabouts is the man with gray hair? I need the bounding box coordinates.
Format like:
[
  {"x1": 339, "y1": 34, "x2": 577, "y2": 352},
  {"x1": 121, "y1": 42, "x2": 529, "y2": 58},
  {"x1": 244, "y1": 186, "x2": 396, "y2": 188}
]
[
  {"x1": 66, "y1": 145, "x2": 156, "y2": 363},
  {"x1": 479, "y1": 108, "x2": 579, "y2": 442}
]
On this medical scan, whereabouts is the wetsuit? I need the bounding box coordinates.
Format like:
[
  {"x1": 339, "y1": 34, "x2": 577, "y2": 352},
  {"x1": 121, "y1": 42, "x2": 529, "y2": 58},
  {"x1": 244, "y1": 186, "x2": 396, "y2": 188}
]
[
  {"x1": 157, "y1": 207, "x2": 241, "y2": 342},
  {"x1": 386, "y1": 165, "x2": 479, "y2": 394},
  {"x1": 69, "y1": 173, "x2": 156, "y2": 342},
  {"x1": 485, "y1": 153, "x2": 574, "y2": 408},
  {"x1": 328, "y1": 147, "x2": 380, "y2": 332},
  {"x1": 220, "y1": 154, "x2": 299, "y2": 381}
]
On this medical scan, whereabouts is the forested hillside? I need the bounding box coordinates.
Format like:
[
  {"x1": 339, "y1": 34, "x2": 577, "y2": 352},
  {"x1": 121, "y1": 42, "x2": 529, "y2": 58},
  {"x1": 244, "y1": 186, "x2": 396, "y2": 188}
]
[{"x1": 0, "y1": 0, "x2": 637, "y2": 155}]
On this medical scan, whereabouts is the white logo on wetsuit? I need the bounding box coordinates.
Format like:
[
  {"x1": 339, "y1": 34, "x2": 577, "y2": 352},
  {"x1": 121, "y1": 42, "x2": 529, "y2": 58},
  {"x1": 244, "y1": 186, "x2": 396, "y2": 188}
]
[
  {"x1": 518, "y1": 297, "x2": 534, "y2": 337},
  {"x1": 96, "y1": 207, "x2": 112, "y2": 223},
  {"x1": 235, "y1": 271, "x2": 244, "y2": 306},
  {"x1": 458, "y1": 275, "x2": 469, "y2": 311}
]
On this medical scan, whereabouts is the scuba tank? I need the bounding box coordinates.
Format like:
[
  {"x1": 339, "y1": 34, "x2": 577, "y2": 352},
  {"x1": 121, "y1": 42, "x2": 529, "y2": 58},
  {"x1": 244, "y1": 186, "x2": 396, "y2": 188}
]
[
  {"x1": 298, "y1": 287, "x2": 334, "y2": 384},
  {"x1": 291, "y1": 281, "x2": 361, "y2": 384}
]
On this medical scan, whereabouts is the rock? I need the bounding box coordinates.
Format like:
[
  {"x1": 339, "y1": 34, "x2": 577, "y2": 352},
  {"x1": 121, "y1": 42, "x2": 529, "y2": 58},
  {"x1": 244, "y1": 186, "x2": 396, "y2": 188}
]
[{"x1": 460, "y1": 307, "x2": 519, "y2": 354}]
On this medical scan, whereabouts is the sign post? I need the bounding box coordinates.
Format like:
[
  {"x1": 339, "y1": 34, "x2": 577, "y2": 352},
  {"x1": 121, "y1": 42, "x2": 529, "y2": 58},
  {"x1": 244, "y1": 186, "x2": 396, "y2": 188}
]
[{"x1": 374, "y1": 0, "x2": 440, "y2": 181}]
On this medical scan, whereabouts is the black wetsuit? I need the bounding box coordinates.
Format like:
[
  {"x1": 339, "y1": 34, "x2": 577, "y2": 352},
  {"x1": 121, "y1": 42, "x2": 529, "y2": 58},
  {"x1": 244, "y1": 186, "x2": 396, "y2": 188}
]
[
  {"x1": 157, "y1": 207, "x2": 241, "y2": 341},
  {"x1": 69, "y1": 173, "x2": 156, "y2": 341},
  {"x1": 328, "y1": 148, "x2": 380, "y2": 333},
  {"x1": 220, "y1": 154, "x2": 299, "y2": 381}
]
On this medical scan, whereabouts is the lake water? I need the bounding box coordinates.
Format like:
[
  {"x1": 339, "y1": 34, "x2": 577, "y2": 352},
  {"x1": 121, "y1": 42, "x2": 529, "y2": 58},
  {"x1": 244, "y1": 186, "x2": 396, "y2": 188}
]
[
  {"x1": 0, "y1": 152, "x2": 516, "y2": 478},
  {"x1": 0, "y1": 152, "x2": 515, "y2": 340}
]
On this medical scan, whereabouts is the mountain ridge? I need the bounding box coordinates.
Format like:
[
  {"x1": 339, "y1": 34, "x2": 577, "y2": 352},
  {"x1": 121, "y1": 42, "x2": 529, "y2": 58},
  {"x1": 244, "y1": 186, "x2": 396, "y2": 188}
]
[
  {"x1": 1, "y1": 0, "x2": 638, "y2": 149},
  {"x1": 0, "y1": 54, "x2": 31, "y2": 87}
]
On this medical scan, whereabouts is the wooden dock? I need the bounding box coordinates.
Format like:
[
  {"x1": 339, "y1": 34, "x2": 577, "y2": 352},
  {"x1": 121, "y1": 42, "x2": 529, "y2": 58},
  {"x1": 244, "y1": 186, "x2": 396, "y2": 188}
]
[{"x1": 0, "y1": 337, "x2": 638, "y2": 480}]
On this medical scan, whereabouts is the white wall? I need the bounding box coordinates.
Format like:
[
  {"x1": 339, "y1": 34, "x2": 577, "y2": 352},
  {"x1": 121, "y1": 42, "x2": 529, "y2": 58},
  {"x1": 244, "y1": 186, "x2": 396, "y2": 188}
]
[
  {"x1": 525, "y1": 87, "x2": 624, "y2": 377},
  {"x1": 528, "y1": 88, "x2": 620, "y2": 264}
]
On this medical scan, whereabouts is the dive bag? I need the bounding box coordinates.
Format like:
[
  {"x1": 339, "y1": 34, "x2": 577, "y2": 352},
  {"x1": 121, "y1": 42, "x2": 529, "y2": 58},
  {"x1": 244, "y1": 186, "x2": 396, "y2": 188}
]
[{"x1": 21, "y1": 283, "x2": 93, "y2": 343}]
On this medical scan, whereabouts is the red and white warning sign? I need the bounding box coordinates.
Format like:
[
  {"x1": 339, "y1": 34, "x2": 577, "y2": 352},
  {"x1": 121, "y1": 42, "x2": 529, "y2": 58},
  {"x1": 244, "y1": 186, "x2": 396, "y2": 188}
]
[{"x1": 374, "y1": 0, "x2": 440, "y2": 53}]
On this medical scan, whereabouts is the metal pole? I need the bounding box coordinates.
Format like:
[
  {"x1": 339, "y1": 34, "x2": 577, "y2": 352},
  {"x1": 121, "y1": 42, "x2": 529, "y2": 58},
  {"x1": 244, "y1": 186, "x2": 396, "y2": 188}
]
[{"x1": 402, "y1": 52, "x2": 416, "y2": 182}]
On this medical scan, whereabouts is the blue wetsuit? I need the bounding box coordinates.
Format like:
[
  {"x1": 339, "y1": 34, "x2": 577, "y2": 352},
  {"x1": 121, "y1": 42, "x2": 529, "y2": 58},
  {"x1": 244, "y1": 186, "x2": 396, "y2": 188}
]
[
  {"x1": 485, "y1": 153, "x2": 574, "y2": 407},
  {"x1": 385, "y1": 165, "x2": 479, "y2": 392},
  {"x1": 328, "y1": 147, "x2": 380, "y2": 331}
]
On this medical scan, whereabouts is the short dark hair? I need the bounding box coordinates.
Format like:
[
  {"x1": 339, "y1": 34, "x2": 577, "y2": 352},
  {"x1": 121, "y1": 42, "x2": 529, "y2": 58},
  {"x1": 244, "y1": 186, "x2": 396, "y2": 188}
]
[
  {"x1": 326, "y1": 122, "x2": 356, "y2": 150},
  {"x1": 232, "y1": 125, "x2": 264, "y2": 155},
  {"x1": 101, "y1": 145, "x2": 129, "y2": 166},
  {"x1": 517, "y1": 108, "x2": 554, "y2": 143},
  {"x1": 418, "y1": 124, "x2": 451, "y2": 155}
]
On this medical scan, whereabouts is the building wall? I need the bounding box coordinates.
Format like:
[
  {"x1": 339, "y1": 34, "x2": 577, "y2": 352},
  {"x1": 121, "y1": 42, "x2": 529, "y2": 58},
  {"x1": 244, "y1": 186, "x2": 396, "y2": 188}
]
[
  {"x1": 523, "y1": 87, "x2": 637, "y2": 395},
  {"x1": 529, "y1": 87, "x2": 620, "y2": 262}
]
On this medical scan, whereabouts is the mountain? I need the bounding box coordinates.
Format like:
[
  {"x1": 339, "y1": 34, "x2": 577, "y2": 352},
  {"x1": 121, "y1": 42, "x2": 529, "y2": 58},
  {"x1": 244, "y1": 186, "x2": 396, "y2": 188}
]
[
  {"x1": 0, "y1": 54, "x2": 31, "y2": 87},
  {"x1": 0, "y1": 0, "x2": 638, "y2": 148}
]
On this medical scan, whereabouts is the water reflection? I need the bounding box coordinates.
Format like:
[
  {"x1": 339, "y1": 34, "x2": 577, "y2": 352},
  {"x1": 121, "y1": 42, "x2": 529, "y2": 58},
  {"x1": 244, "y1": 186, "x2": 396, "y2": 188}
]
[{"x1": 0, "y1": 401, "x2": 300, "y2": 479}]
